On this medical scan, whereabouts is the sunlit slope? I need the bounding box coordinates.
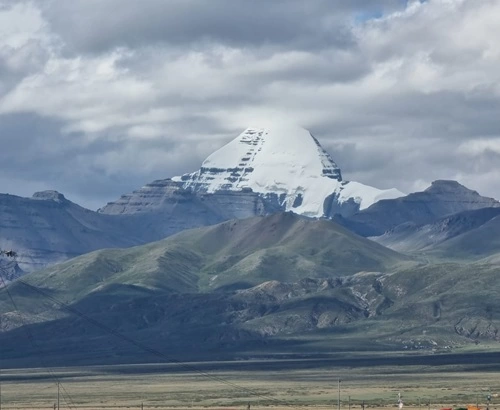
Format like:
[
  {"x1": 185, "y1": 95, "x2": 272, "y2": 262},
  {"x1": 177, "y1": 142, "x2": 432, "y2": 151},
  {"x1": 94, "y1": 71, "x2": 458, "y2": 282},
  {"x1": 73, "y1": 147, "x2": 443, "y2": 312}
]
[{"x1": 18, "y1": 212, "x2": 410, "y2": 301}]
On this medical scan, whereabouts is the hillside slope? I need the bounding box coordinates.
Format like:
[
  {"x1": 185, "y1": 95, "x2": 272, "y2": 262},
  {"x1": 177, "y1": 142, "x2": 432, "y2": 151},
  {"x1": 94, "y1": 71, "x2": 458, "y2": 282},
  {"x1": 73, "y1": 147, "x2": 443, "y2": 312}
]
[
  {"x1": 373, "y1": 207, "x2": 500, "y2": 254},
  {"x1": 2, "y1": 258, "x2": 500, "y2": 365},
  {"x1": 14, "y1": 213, "x2": 409, "y2": 302},
  {"x1": 428, "y1": 215, "x2": 500, "y2": 261}
]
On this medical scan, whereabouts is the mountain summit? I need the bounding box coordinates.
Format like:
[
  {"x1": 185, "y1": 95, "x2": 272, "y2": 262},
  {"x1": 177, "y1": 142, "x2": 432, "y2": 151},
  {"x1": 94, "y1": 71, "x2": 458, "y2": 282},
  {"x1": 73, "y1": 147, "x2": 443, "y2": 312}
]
[{"x1": 170, "y1": 124, "x2": 404, "y2": 217}]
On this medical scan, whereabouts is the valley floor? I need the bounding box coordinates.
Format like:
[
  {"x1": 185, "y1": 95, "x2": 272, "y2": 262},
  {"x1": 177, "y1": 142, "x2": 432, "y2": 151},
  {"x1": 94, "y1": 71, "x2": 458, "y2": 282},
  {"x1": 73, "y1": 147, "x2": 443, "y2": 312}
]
[{"x1": 1, "y1": 356, "x2": 500, "y2": 409}]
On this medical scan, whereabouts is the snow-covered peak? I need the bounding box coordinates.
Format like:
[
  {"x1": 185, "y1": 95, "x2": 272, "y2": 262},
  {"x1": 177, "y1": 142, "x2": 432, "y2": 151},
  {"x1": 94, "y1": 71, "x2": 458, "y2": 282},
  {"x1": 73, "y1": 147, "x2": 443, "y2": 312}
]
[
  {"x1": 173, "y1": 125, "x2": 404, "y2": 217},
  {"x1": 201, "y1": 124, "x2": 342, "y2": 182}
]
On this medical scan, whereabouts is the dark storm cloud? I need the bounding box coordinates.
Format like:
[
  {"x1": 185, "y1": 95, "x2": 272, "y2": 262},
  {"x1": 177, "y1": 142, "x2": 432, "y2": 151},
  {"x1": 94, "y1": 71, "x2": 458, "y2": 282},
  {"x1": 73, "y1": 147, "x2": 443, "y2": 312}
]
[
  {"x1": 0, "y1": 113, "x2": 115, "y2": 191},
  {"x1": 364, "y1": 90, "x2": 500, "y2": 141},
  {"x1": 41, "y1": 0, "x2": 402, "y2": 54},
  {"x1": 320, "y1": 90, "x2": 500, "y2": 141},
  {"x1": 0, "y1": 112, "x2": 205, "y2": 208},
  {"x1": 0, "y1": 113, "x2": 67, "y2": 175}
]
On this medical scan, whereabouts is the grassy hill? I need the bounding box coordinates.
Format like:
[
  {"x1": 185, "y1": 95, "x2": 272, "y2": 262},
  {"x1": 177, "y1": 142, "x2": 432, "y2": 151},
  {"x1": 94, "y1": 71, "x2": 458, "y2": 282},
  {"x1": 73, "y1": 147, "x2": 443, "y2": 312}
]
[{"x1": 12, "y1": 212, "x2": 409, "y2": 303}]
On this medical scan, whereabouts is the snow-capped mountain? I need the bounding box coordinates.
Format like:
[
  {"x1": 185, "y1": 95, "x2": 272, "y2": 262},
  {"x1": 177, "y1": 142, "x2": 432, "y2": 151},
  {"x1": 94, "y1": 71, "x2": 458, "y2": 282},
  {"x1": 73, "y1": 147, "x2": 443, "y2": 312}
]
[
  {"x1": 103, "y1": 124, "x2": 403, "y2": 218},
  {"x1": 172, "y1": 125, "x2": 404, "y2": 217}
]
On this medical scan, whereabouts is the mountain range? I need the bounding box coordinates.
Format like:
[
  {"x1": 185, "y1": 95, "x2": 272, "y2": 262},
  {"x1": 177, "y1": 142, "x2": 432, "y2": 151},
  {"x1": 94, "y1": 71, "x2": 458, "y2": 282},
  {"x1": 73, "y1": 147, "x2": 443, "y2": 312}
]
[
  {"x1": 2, "y1": 124, "x2": 405, "y2": 272},
  {"x1": 2, "y1": 125, "x2": 498, "y2": 273},
  {"x1": 2, "y1": 124, "x2": 500, "y2": 366}
]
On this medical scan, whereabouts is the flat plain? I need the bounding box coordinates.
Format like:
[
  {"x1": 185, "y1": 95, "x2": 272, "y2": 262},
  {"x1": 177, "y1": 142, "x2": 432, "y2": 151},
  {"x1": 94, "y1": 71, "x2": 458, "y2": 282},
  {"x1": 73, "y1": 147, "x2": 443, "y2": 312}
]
[{"x1": 2, "y1": 353, "x2": 500, "y2": 410}]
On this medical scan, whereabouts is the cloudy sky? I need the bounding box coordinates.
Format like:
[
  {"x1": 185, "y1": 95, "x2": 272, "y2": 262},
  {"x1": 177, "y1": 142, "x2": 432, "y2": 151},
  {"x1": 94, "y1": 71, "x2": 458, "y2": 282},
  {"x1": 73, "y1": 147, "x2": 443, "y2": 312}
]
[{"x1": 1, "y1": 0, "x2": 499, "y2": 209}]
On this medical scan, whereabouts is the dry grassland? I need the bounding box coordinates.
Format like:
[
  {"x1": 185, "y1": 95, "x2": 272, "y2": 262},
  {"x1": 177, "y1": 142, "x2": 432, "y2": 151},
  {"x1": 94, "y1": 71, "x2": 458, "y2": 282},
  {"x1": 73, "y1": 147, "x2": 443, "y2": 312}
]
[{"x1": 1, "y1": 362, "x2": 499, "y2": 410}]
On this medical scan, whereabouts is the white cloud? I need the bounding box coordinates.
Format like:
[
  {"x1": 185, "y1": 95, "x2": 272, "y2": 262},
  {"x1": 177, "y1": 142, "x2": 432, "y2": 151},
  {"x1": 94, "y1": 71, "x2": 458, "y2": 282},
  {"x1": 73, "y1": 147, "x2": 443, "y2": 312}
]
[
  {"x1": 0, "y1": 2, "x2": 46, "y2": 48},
  {"x1": 458, "y1": 138, "x2": 500, "y2": 156}
]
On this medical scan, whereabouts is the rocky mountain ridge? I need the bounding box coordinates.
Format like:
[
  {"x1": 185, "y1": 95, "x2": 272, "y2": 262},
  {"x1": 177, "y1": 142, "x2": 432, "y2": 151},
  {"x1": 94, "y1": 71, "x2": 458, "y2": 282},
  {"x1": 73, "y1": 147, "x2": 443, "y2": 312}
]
[
  {"x1": 335, "y1": 180, "x2": 500, "y2": 237},
  {"x1": 0, "y1": 191, "x2": 145, "y2": 273},
  {"x1": 1, "y1": 178, "x2": 499, "y2": 275}
]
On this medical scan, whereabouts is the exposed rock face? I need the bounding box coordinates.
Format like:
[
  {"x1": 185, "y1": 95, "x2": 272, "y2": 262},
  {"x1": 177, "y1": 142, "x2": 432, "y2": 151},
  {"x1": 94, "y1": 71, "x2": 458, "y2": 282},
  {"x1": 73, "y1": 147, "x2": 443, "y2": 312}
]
[
  {"x1": 98, "y1": 179, "x2": 283, "y2": 220},
  {"x1": 95, "y1": 179, "x2": 183, "y2": 214},
  {"x1": 424, "y1": 180, "x2": 500, "y2": 211},
  {"x1": 0, "y1": 257, "x2": 23, "y2": 286},
  {"x1": 32, "y1": 190, "x2": 67, "y2": 202}
]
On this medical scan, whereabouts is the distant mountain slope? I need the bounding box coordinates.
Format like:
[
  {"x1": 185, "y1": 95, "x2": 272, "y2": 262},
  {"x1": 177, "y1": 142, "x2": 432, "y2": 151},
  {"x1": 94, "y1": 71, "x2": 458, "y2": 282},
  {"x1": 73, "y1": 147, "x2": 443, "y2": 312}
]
[
  {"x1": 0, "y1": 187, "x2": 240, "y2": 274},
  {"x1": 0, "y1": 191, "x2": 145, "y2": 272},
  {"x1": 427, "y1": 214, "x2": 500, "y2": 261},
  {"x1": 373, "y1": 207, "x2": 500, "y2": 253},
  {"x1": 336, "y1": 180, "x2": 500, "y2": 237}
]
